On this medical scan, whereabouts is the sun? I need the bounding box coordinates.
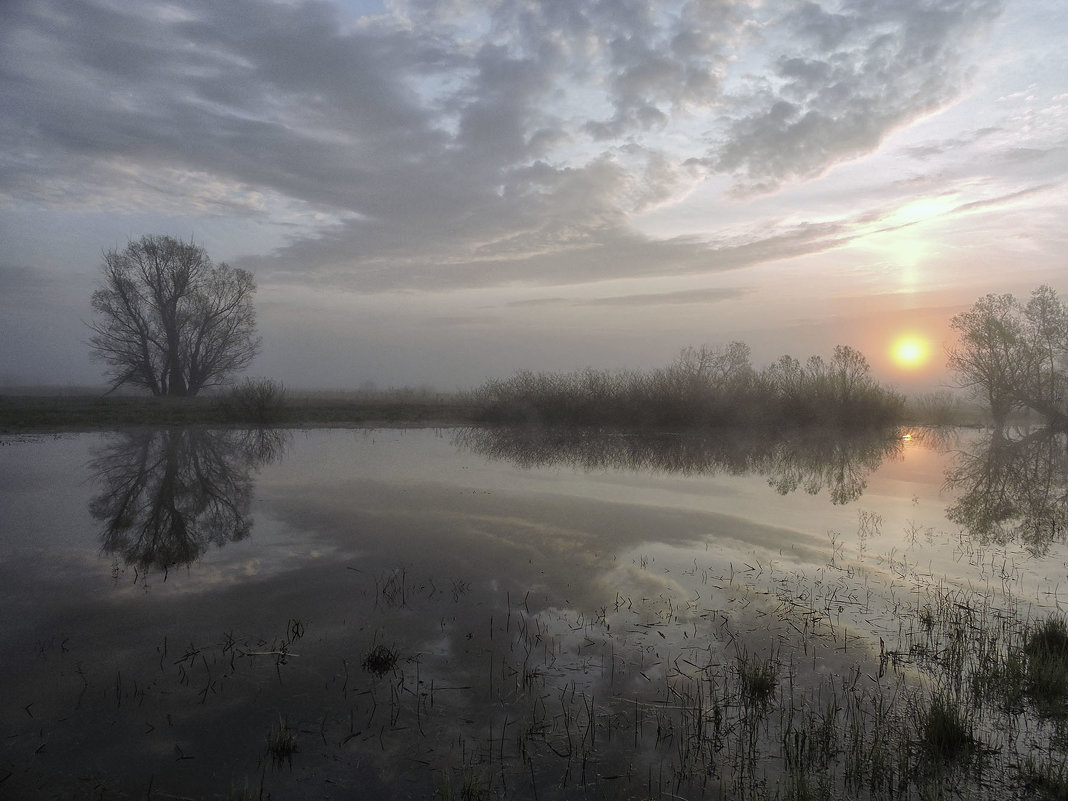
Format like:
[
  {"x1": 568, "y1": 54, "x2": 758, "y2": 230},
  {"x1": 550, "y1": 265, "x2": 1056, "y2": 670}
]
[{"x1": 890, "y1": 334, "x2": 931, "y2": 370}]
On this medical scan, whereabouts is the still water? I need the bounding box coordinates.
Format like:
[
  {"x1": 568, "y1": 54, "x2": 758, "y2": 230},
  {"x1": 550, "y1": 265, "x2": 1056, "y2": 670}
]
[{"x1": 1, "y1": 426, "x2": 1066, "y2": 799}]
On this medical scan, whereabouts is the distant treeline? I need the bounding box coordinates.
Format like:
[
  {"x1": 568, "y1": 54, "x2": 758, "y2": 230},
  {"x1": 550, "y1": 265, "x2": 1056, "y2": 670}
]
[{"x1": 472, "y1": 342, "x2": 905, "y2": 429}]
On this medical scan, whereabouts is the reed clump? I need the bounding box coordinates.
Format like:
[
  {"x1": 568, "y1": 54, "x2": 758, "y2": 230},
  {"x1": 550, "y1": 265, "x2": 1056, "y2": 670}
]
[
  {"x1": 1025, "y1": 615, "x2": 1068, "y2": 711},
  {"x1": 738, "y1": 653, "x2": 778, "y2": 709},
  {"x1": 919, "y1": 694, "x2": 973, "y2": 761}
]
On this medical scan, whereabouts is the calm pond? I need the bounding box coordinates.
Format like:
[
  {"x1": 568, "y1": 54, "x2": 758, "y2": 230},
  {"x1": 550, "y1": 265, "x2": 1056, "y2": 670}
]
[{"x1": 1, "y1": 425, "x2": 1066, "y2": 800}]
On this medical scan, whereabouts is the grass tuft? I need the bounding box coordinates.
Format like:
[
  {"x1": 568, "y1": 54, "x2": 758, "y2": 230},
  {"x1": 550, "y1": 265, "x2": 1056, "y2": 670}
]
[
  {"x1": 362, "y1": 643, "x2": 399, "y2": 676},
  {"x1": 266, "y1": 717, "x2": 297, "y2": 766},
  {"x1": 738, "y1": 653, "x2": 778, "y2": 708},
  {"x1": 1026, "y1": 616, "x2": 1068, "y2": 711},
  {"x1": 438, "y1": 765, "x2": 485, "y2": 801},
  {"x1": 920, "y1": 693, "x2": 973, "y2": 761},
  {"x1": 227, "y1": 777, "x2": 258, "y2": 800}
]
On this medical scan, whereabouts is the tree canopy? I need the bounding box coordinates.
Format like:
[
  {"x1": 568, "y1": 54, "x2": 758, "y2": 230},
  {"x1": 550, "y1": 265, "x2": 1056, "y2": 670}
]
[
  {"x1": 948, "y1": 285, "x2": 1068, "y2": 428},
  {"x1": 88, "y1": 235, "x2": 260, "y2": 396}
]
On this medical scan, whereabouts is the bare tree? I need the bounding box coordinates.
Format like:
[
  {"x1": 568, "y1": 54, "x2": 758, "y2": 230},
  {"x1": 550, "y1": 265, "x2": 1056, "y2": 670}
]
[
  {"x1": 948, "y1": 286, "x2": 1068, "y2": 428},
  {"x1": 88, "y1": 235, "x2": 260, "y2": 395},
  {"x1": 1021, "y1": 285, "x2": 1068, "y2": 424},
  {"x1": 947, "y1": 293, "x2": 1027, "y2": 427}
]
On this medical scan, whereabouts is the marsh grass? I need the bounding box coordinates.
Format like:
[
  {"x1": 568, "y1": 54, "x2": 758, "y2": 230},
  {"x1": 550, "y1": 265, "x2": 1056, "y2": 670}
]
[
  {"x1": 1026, "y1": 616, "x2": 1068, "y2": 712},
  {"x1": 1023, "y1": 754, "x2": 1068, "y2": 800},
  {"x1": 438, "y1": 765, "x2": 486, "y2": 801},
  {"x1": 266, "y1": 717, "x2": 297, "y2": 766},
  {"x1": 919, "y1": 693, "x2": 973, "y2": 761},
  {"x1": 13, "y1": 507, "x2": 1068, "y2": 800},
  {"x1": 227, "y1": 777, "x2": 259, "y2": 800},
  {"x1": 19, "y1": 566, "x2": 1068, "y2": 801},
  {"x1": 737, "y1": 653, "x2": 778, "y2": 709}
]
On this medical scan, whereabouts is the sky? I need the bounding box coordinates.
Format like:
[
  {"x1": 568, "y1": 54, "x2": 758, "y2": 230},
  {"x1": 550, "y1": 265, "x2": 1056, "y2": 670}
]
[{"x1": 1, "y1": 0, "x2": 1066, "y2": 393}]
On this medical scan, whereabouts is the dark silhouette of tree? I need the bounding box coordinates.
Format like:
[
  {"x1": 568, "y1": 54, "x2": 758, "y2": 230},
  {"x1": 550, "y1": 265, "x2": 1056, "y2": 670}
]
[
  {"x1": 945, "y1": 428, "x2": 1068, "y2": 556},
  {"x1": 88, "y1": 235, "x2": 260, "y2": 396},
  {"x1": 948, "y1": 286, "x2": 1068, "y2": 428},
  {"x1": 89, "y1": 428, "x2": 288, "y2": 575}
]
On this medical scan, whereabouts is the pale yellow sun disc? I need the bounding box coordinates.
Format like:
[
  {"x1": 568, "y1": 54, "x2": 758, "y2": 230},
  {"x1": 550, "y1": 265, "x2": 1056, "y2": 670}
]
[{"x1": 891, "y1": 335, "x2": 929, "y2": 369}]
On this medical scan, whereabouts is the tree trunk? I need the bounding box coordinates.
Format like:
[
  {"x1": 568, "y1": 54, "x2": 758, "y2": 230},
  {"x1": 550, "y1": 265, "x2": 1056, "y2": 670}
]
[{"x1": 164, "y1": 322, "x2": 187, "y2": 396}]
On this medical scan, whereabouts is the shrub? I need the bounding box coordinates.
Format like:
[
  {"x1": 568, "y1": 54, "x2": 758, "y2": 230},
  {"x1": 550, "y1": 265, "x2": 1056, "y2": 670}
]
[
  {"x1": 220, "y1": 378, "x2": 288, "y2": 424},
  {"x1": 472, "y1": 342, "x2": 904, "y2": 430}
]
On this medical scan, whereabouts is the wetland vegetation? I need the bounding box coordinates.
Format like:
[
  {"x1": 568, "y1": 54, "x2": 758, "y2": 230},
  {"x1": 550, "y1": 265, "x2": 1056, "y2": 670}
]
[
  {"x1": 472, "y1": 343, "x2": 905, "y2": 429},
  {"x1": 2, "y1": 284, "x2": 1065, "y2": 799},
  {"x1": 1, "y1": 340, "x2": 910, "y2": 434},
  {"x1": 2, "y1": 424, "x2": 1067, "y2": 799}
]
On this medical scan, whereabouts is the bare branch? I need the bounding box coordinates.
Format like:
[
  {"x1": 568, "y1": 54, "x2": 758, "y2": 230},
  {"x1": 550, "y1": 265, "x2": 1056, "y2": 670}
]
[{"x1": 87, "y1": 235, "x2": 260, "y2": 396}]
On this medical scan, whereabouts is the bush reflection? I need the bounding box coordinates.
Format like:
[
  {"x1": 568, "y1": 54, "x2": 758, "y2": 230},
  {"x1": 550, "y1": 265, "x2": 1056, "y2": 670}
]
[{"x1": 457, "y1": 426, "x2": 903, "y2": 505}]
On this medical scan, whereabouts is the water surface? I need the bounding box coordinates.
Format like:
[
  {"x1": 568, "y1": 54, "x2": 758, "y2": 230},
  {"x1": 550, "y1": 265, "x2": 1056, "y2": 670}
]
[{"x1": 1, "y1": 426, "x2": 1066, "y2": 799}]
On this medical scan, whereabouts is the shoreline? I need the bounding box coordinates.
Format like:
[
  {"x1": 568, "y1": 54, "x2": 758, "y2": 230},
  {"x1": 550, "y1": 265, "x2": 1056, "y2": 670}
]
[{"x1": 0, "y1": 393, "x2": 481, "y2": 432}]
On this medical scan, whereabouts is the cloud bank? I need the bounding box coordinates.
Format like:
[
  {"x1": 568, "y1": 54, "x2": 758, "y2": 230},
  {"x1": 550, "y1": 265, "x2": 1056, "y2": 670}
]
[{"x1": 1, "y1": 0, "x2": 1005, "y2": 291}]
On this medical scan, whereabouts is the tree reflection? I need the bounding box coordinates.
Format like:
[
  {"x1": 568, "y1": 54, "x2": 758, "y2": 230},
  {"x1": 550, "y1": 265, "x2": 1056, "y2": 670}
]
[
  {"x1": 456, "y1": 426, "x2": 903, "y2": 504},
  {"x1": 89, "y1": 428, "x2": 289, "y2": 574},
  {"x1": 945, "y1": 428, "x2": 1068, "y2": 555}
]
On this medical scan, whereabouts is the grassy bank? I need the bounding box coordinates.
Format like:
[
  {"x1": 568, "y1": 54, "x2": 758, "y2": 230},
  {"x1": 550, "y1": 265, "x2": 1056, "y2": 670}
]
[
  {"x1": 3, "y1": 342, "x2": 976, "y2": 432},
  {"x1": 0, "y1": 390, "x2": 481, "y2": 431}
]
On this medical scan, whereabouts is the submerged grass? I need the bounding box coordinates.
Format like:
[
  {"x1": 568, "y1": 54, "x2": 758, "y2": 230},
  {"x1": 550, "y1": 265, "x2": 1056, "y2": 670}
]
[
  {"x1": 737, "y1": 653, "x2": 778, "y2": 709},
  {"x1": 10, "y1": 451, "x2": 1068, "y2": 800},
  {"x1": 362, "y1": 644, "x2": 399, "y2": 676},
  {"x1": 17, "y1": 551, "x2": 1068, "y2": 800},
  {"x1": 266, "y1": 717, "x2": 297, "y2": 766},
  {"x1": 438, "y1": 765, "x2": 486, "y2": 801}
]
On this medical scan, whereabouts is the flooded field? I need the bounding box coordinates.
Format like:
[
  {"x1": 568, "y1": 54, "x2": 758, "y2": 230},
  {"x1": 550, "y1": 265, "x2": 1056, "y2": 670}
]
[{"x1": 1, "y1": 426, "x2": 1067, "y2": 800}]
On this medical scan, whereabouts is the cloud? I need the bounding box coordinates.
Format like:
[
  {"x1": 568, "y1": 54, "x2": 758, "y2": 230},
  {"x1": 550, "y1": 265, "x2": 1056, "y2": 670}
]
[
  {"x1": 950, "y1": 183, "x2": 1060, "y2": 214},
  {"x1": 1, "y1": 0, "x2": 1006, "y2": 292},
  {"x1": 252, "y1": 217, "x2": 863, "y2": 292},
  {"x1": 506, "y1": 286, "x2": 750, "y2": 309},
  {"x1": 709, "y1": 0, "x2": 1006, "y2": 192},
  {"x1": 900, "y1": 127, "x2": 1003, "y2": 160}
]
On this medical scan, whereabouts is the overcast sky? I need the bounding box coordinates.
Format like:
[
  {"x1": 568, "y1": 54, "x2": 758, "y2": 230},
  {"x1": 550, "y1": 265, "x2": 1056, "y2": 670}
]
[{"x1": 2, "y1": 0, "x2": 1065, "y2": 392}]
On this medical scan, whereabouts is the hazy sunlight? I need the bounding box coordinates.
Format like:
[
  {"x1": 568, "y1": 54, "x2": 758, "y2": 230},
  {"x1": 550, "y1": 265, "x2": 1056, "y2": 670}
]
[{"x1": 890, "y1": 334, "x2": 931, "y2": 370}]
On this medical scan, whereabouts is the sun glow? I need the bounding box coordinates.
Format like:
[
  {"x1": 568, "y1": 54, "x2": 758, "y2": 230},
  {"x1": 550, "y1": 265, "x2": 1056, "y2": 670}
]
[{"x1": 890, "y1": 335, "x2": 931, "y2": 370}]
